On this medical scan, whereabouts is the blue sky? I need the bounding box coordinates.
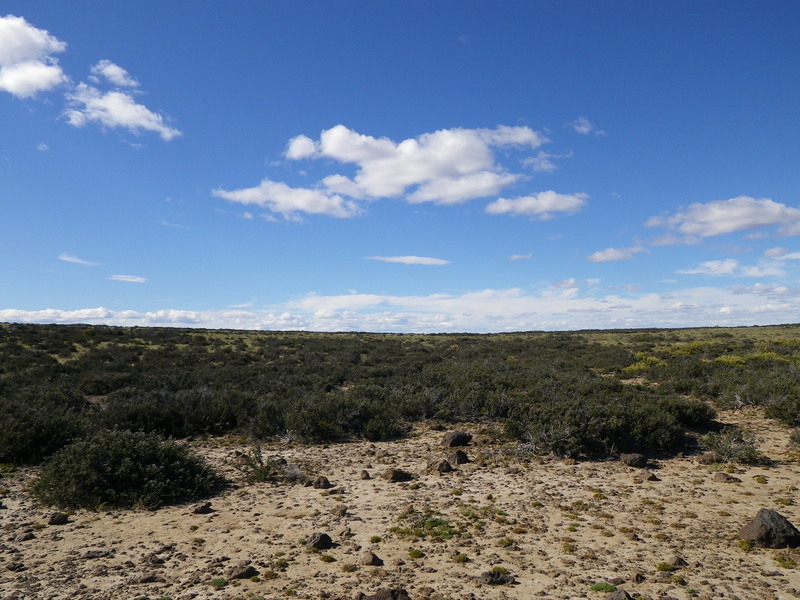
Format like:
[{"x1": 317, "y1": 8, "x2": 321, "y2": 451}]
[{"x1": 2, "y1": 2, "x2": 800, "y2": 332}]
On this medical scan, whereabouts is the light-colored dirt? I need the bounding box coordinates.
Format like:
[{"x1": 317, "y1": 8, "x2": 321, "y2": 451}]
[{"x1": 2, "y1": 410, "x2": 800, "y2": 600}]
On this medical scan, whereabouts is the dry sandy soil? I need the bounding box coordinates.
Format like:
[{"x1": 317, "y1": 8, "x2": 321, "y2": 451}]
[{"x1": 2, "y1": 409, "x2": 800, "y2": 600}]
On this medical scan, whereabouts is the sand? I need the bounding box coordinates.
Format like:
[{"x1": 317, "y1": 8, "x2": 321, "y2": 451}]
[{"x1": 2, "y1": 409, "x2": 800, "y2": 600}]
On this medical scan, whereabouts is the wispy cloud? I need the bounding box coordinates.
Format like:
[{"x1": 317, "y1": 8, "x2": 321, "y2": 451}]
[
  {"x1": 58, "y1": 253, "x2": 99, "y2": 266},
  {"x1": 109, "y1": 274, "x2": 147, "y2": 283},
  {"x1": 508, "y1": 253, "x2": 532, "y2": 261},
  {"x1": 366, "y1": 255, "x2": 451, "y2": 266},
  {"x1": 0, "y1": 15, "x2": 67, "y2": 98},
  {"x1": 677, "y1": 258, "x2": 784, "y2": 278},
  {"x1": 568, "y1": 116, "x2": 606, "y2": 137},
  {"x1": 485, "y1": 190, "x2": 587, "y2": 219},
  {"x1": 587, "y1": 246, "x2": 647, "y2": 263}
]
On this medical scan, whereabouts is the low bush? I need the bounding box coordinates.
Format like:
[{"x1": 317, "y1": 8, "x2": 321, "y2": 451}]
[
  {"x1": 32, "y1": 430, "x2": 222, "y2": 509},
  {"x1": 701, "y1": 426, "x2": 767, "y2": 465}
]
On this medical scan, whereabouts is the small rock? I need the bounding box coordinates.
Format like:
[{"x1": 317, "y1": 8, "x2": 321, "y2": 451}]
[
  {"x1": 360, "y1": 470, "x2": 371, "y2": 480},
  {"x1": 442, "y1": 431, "x2": 472, "y2": 447},
  {"x1": 313, "y1": 476, "x2": 333, "y2": 489},
  {"x1": 307, "y1": 532, "x2": 334, "y2": 550},
  {"x1": 14, "y1": 531, "x2": 35, "y2": 542},
  {"x1": 712, "y1": 472, "x2": 742, "y2": 483},
  {"x1": 360, "y1": 551, "x2": 384, "y2": 566},
  {"x1": 644, "y1": 471, "x2": 660, "y2": 481},
  {"x1": 696, "y1": 452, "x2": 717, "y2": 465},
  {"x1": 226, "y1": 562, "x2": 259, "y2": 579},
  {"x1": 620, "y1": 453, "x2": 648, "y2": 468},
  {"x1": 6, "y1": 562, "x2": 25, "y2": 572},
  {"x1": 48, "y1": 512, "x2": 69, "y2": 525},
  {"x1": 477, "y1": 570, "x2": 516, "y2": 585},
  {"x1": 429, "y1": 459, "x2": 453, "y2": 473},
  {"x1": 608, "y1": 590, "x2": 633, "y2": 600},
  {"x1": 192, "y1": 502, "x2": 213, "y2": 514},
  {"x1": 664, "y1": 555, "x2": 688, "y2": 567},
  {"x1": 448, "y1": 450, "x2": 470, "y2": 465},
  {"x1": 330, "y1": 505, "x2": 348, "y2": 517},
  {"x1": 381, "y1": 468, "x2": 413, "y2": 482}
]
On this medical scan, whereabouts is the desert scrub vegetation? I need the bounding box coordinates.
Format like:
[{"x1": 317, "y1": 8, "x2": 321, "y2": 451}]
[
  {"x1": 701, "y1": 426, "x2": 768, "y2": 465},
  {"x1": 5, "y1": 322, "x2": 800, "y2": 471},
  {"x1": 32, "y1": 430, "x2": 222, "y2": 509}
]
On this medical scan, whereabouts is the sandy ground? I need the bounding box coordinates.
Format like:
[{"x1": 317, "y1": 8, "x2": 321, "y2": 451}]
[{"x1": 2, "y1": 409, "x2": 800, "y2": 600}]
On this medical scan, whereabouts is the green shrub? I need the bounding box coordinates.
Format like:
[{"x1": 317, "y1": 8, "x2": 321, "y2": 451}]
[
  {"x1": 701, "y1": 427, "x2": 767, "y2": 464},
  {"x1": 32, "y1": 430, "x2": 222, "y2": 509},
  {"x1": 590, "y1": 581, "x2": 617, "y2": 592}
]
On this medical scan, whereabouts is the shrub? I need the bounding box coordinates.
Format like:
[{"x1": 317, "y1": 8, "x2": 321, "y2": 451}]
[
  {"x1": 701, "y1": 427, "x2": 767, "y2": 464},
  {"x1": 590, "y1": 581, "x2": 617, "y2": 592},
  {"x1": 32, "y1": 430, "x2": 222, "y2": 509}
]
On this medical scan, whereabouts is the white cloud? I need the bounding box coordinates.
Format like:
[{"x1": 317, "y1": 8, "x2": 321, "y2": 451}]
[
  {"x1": 646, "y1": 196, "x2": 800, "y2": 239},
  {"x1": 587, "y1": 246, "x2": 647, "y2": 263},
  {"x1": 0, "y1": 15, "x2": 67, "y2": 98},
  {"x1": 569, "y1": 117, "x2": 605, "y2": 136},
  {"x1": 65, "y1": 82, "x2": 181, "y2": 140},
  {"x1": 90, "y1": 59, "x2": 138, "y2": 87},
  {"x1": 522, "y1": 150, "x2": 573, "y2": 173},
  {"x1": 36, "y1": 142, "x2": 49, "y2": 151},
  {"x1": 764, "y1": 247, "x2": 800, "y2": 260},
  {"x1": 485, "y1": 190, "x2": 587, "y2": 219},
  {"x1": 221, "y1": 124, "x2": 562, "y2": 218},
  {"x1": 366, "y1": 255, "x2": 451, "y2": 266},
  {"x1": 212, "y1": 178, "x2": 360, "y2": 219},
  {"x1": 677, "y1": 259, "x2": 740, "y2": 276},
  {"x1": 6, "y1": 281, "x2": 800, "y2": 332},
  {"x1": 58, "y1": 253, "x2": 98, "y2": 266},
  {"x1": 109, "y1": 274, "x2": 147, "y2": 283},
  {"x1": 552, "y1": 278, "x2": 577, "y2": 289},
  {"x1": 508, "y1": 253, "x2": 532, "y2": 261}
]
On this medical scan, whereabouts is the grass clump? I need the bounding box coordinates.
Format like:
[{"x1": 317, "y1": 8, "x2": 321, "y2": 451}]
[
  {"x1": 701, "y1": 426, "x2": 768, "y2": 465},
  {"x1": 589, "y1": 581, "x2": 617, "y2": 592},
  {"x1": 31, "y1": 430, "x2": 221, "y2": 510},
  {"x1": 656, "y1": 562, "x2": 678, "y2": 572}
]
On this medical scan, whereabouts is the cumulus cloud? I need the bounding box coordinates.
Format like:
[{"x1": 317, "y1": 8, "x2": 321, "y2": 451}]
[
  {"x1": 587, "y1": 246, "x2": 647, "y2": 263},
  {"x1": 212, "y1": 179, "x2": 360, "y2": 219},
  {"x1": 219, "y1": 124, "x2": 564, "y2": 218},
  {"x1": 764, "y1": 247, "x2": 800, "y2": 260},
  {"x1": 646, "y1": 196, "x2": 800, "y2": 240},
  {"x1": 0, "y1": 15, "x2": 67, "y2": 98},
  {"x1": 89, "y1": 59, "x2": 138, "y2": 87},
  {"x1": 569, "y1": 117, "x2": 605, "y2": 136},
  {"x1": 485, "y1": 190, "x2": 587, "y2": 219},
  {"x1": 109, "y1": 274, "x2": 147, "y2": 283},
  {"x1": 65, "y1": 82, "x2": 181, "y2": 140},
  {"x1": 366, "y1": 255, "x2": 451, "y2": 266},
  {"x1": 58, "y1": 253, "x2": 98, "y2": 266}
]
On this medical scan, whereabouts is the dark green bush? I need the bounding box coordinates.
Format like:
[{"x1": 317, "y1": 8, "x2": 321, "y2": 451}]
[
  {"x1": 0, "y1": 387, "x2": 89, "y2": 464},
  {"x1": 32, "y1": 430, "x2": 222, "y2": 509}
]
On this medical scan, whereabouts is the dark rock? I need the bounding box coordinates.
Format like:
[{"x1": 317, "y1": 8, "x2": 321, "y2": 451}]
[
  {"x1": 353, "y1": 589, "x2": 411, "y2": 600},
  {"x1": 381, "y1": 469, "x2": 413, "y2": 482},
  {"x1": 696, "y1": 452, "x2": 717, "y2": 465},
  {"x1": 227, "y1": 562, "x2": 259, "y2": 579},
  {"x1": 313, "y1": 476, "x2": 333, "y2": 489},
  {"x1": 429, "y1": 459, "x2": 453, "y2": 473},
  {"x1": 448, "y1": 450, "x2": 470, "y2": 465},
  {"x1": 608, "y1": 590, "x2": 633, "y2": 600},
  {"x1": 739, "y1": 508, "x2": 800, "y2": 548},
  {"x1": 644, "y1": 471, "x2": 660, "y2": 481},
  {"x1": 14, "y1": 532, "x2": 35, "y2": 542},
  {"x1": 330, "y1": 504, "x2": 348, "y2": 517},
  {"x1": 47, "y1": 512, "x2": 69, "y2": 525},
  {"x1": 442, "y1": 431, "x2": 472, "y2": 448},
  {"x1": 192, "y1": 502, "x2": 213, "y2": 514},
  {"x1": 712, "y1": 472, "x2": 742, "y2": 483},
  {"x1": 360, "y1": 470, "x2": 371, "y2": 480},
  {"x1": 664, "y1": 555, "x2": 688, "y2": 567},
  {"x1": 6, "y1": 562, "x2": 25, "y2": 572},
  {"x1": 360, "y1": 551, "x2": 384, "y2": 566},
  {"x1": 82, "y1": 549, "x2": 113, "y2": 559},
  {"x1": 307, "y1": 532, "x2": 334, "y2": 550},
  {"x1": 620, "y1": 453, "x2": 648, "y2": 468},
  {"x1": 477, "y1": 570, "x2": 516, "y2": 585}
]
